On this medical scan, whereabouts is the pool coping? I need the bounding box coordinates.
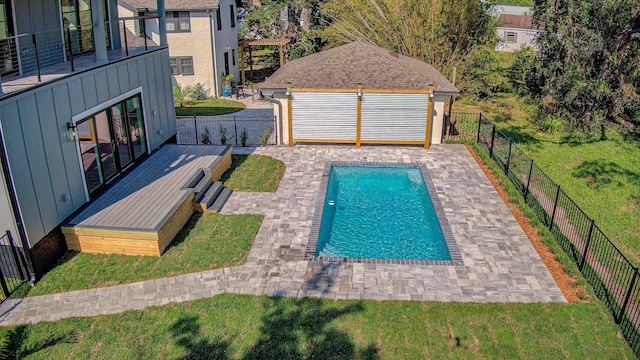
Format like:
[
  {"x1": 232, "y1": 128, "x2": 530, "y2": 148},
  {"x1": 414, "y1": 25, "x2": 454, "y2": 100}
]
[{"x1": 305, "y1": 161, "x2": 464, "y2": 266}]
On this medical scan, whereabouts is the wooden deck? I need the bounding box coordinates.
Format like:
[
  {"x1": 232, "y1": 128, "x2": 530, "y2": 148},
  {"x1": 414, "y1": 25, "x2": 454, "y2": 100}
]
[{"x1": 62, "y1": 145, "x2": 232, "y2": 256}]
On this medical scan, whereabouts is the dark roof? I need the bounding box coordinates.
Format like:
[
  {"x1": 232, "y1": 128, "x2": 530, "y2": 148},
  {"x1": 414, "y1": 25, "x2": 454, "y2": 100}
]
[
  {"x1": 122, "y1": 27, "x2": 158, "y2": 48},
  {"x1": 261, "y1": 41, "x2": 458, "y2": 94},
  {"x1": 120, "y1": 0, "x2": 220, "y2": 11},
  {"x1": 498, "y1": 14, "x2": 536, "y2": 30}
]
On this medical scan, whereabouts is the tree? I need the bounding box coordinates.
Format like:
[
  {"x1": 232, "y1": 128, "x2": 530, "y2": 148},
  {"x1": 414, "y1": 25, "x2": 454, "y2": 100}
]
[
  {"x1": 320, "y1": 0, "x2": 497, "y2": 91},
  {"x1": 531, "y1": 0, "x2": 640, "y2": 135}
]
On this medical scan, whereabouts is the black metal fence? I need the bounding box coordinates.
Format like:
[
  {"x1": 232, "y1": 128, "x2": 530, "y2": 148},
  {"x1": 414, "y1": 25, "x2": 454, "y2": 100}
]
[
  {"x1": 444, "y1": 112, "x2": 640, "y2": 356},
  {"x1": 0, "y1": 230, "x2": 29, "y2": 303},
  {"x1": 176, "y1": 115, "x2": 277, "y2": 146}
]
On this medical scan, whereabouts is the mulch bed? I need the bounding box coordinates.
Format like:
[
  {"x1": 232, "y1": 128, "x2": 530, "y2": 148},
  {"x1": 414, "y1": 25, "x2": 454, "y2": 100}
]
[{"x1": 465, "y1": 145, "x2": 589, "y2": 303}]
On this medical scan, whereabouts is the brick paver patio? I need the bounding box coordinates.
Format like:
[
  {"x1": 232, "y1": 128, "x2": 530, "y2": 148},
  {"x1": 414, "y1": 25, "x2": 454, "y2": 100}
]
[{"x1": 0, "y1": 144, "x2": 565, "y2": 326}]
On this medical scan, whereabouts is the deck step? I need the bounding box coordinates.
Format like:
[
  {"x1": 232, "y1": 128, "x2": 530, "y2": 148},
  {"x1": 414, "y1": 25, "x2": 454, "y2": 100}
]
[
  {"x1": 207, "y1": 188, "x2": 233, "y2": 213},
  {"x1": 193, "y1": 172, "x2": 213, "y2": 202},
  {"x1": 197, "y1": 181, "x2": 223, "y2": 211},
  {"x1": 184, "y1": 169, "x2": 205, "y2": 189}
]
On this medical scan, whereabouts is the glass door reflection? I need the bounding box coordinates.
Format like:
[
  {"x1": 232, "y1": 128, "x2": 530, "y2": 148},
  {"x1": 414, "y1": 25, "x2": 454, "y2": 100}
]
[
  {"x1": 110, "y1": 103, "x2": 133, "y2": 169},
  {"x1": 77, "y1": 118, "x2": 103, "y2": 194}
]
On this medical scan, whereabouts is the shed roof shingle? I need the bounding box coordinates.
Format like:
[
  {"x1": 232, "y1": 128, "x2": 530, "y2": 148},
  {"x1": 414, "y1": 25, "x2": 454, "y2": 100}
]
[
  {"x1": 120, "y1": 0, "x2": 220, "y2": 11},
  {"x1": 498, "y1": 14, "x2": 537, "y2": 30},
  {"x1": 261, "y1": 41, "x2": 458, "y2": 94}
]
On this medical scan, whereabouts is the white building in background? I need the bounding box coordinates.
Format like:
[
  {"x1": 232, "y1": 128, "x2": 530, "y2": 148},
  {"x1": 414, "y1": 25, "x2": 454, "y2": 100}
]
[
  {"x1": 490, "y1": 6, "x2": 539, "y2": 52},
  {"x1": 119, "y1": 0, "x2": 240, "y2": 97},
  {"x1": 496, "y1": 14, "x2": 540, "y2": 52}
]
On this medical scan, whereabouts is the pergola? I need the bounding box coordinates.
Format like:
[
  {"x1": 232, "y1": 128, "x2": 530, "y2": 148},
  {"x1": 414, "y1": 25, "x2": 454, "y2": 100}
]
[{"x1": 239, "y1": 38, "x2": 291, "y2": 84}]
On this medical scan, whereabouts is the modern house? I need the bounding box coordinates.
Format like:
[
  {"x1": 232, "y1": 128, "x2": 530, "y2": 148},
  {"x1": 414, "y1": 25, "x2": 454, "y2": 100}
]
[
  {"x1": 260, "y1": 42, "x2": 459, "y2": 148},
  {"x1": 118, "y1": 0, "x2": 240, "y2": 97},
  {"x1": 0, "y1": 0, "x2": 176, "y2": 277}
]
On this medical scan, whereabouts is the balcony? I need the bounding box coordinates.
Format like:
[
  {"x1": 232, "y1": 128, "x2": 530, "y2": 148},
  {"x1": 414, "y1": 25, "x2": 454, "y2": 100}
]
[{"x1": 0, "y1": 16, "x2": 163, "y2": 98}]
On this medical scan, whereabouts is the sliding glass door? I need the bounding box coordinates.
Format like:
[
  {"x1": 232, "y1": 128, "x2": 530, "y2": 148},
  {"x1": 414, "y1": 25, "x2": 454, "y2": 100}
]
[
  {"x1": 0, "y1": 0, "x2": 16, "y2": 75},
  {"x1": 78, "y1": 95, "x2": 146, "y2": 197},
  {"x1": 61, "y1": 0, "x2": 111, "y2": 55}
]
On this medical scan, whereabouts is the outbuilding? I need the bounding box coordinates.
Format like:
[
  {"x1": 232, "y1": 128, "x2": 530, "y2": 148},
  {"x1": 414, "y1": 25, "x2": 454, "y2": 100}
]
[{"x1": 260, "y1": 41, "x2": 459, "y2": 148}]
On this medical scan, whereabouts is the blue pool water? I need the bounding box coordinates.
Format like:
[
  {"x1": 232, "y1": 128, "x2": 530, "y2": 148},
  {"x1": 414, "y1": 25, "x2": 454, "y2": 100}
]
[{"x1": 316, "y1": 165, "x2": 451, "y2": 260}]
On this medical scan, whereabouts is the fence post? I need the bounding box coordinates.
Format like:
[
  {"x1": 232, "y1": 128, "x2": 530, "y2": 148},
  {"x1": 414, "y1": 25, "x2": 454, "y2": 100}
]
[
  {"x1": 476, "y1": 113, "x2": 482, "y2": 144},
  {"x1": 489, "y1": 124, "x2": 496, "y2": 158},
  {"x1": 579, "y1": 219, "x2": 595, "y2": 271},
  {"x1": 234, "y1": 115, "x2": 238, "y2": 146},
  {"x1": 143, "y1": 20, "x2": 148, "y2": 50},
  {"x1": 31, "y1": 34, "x2": 41, "y2": 82},
  {"x1": 524, "y1": 159, "x2": 533, "y2": 200},
  {"x1": 193, "y1": 115, "x2": 198, "y2": 144},
  {"x1": 123, "y1": 19, "x2": 129, "y2": 56},
  {"x1": 549, "y1": 185, "x2": 561, "y2": 230},
  {"x1": 505, "y1": 140, "x2": 512, "y2": 175},
  {"x1": 617, "y1": 267, "x2": 639, "y2": 324},
  {"x1": 274, "y1": 115, "x2": 278, "y2": 145},
  {"x1": 66, "y1": 27, "x2": 75, "y2": 72}
]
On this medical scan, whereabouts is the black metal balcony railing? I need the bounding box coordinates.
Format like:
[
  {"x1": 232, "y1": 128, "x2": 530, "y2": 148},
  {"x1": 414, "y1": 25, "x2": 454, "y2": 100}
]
[{"x1": 0, "y1": 15, "x2": 161, "y2": 97}]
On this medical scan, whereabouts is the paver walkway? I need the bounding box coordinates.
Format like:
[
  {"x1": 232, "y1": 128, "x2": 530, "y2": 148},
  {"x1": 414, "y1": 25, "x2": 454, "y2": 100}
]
[{"x1": 0, "y1": 145, "x2": 565, "y2": 326}]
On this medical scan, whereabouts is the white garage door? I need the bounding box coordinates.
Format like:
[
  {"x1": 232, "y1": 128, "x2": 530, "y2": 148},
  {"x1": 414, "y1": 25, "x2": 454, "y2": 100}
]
[
  {"x1": 360, "y1": 93, "x2": 428, "y2": 142},
  {"x1": 291, "y1": 92, "x2": 357, "y2": 141}
]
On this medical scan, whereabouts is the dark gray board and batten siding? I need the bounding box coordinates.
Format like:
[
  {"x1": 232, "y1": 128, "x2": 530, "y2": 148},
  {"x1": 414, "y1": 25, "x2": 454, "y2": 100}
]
[{"x1": 0, "y1": 49, "x2": 176, "y2": 248}]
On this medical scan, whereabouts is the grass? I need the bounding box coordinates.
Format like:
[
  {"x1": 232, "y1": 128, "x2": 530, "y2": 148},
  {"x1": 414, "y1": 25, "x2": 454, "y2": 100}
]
[
  {"x1": 18, "y1": 153, "x2": 286, "y2": 297},
  {"x1": 453, "y1": 54, "x2": 640, "y2": 265},
  {"x1": 21, "y1": 213, "x2": 262, "y2": 297},
  {"x1": 221, "y1": 155, "x2": 286, "y2": 192},
  {"x1": 175, "y1": 98, "x2": 246, "y2": 116},
  {"x1": 467, "y1": 142, "x2": 590, "y2": 292},
  {"x1": 0, "y1": 294, "x2": 633, "y2": 359}
]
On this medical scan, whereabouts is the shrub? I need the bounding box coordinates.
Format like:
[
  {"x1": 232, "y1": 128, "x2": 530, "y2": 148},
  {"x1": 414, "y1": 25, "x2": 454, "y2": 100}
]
[
  {"x1": 240, "y1": 128, "x2": 248, "y2": 147},
  {"x1": 201, "y1": 126, "x2": 212, "y2": 144},
  {"x1": 219, "y1": 125, "x2": 228, "y2": 145},
  {"x1": 173, "y1": 86, "x2": 185, "y2": 107},
  {"x1": 259, "y1": 128, "x2": 271, "y2": 146},
  {"x1": 184, "y1": 83, "x2": 210, "y2": 100}
]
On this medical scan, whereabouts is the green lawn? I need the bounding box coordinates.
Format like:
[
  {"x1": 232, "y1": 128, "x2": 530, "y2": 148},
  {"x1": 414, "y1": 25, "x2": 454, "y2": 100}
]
[
  {"x1": 221, "y1": 155, "x2": 286, "y2": 192},
  {"x1": 21, "y1": 213, "x2": 262, "y2": 297},
  {"x1": 455, "y1": 94, "x2": 640, "y2": 265},
  {"x1": 0, "y1": 294, "x2": 633, "y2": 359},
  {"x1": 18, "y1": 153, "x2": 287, "y2": 297},
  {"x1": 175, "y1": 98, "x2": 246, "y2": 116}
]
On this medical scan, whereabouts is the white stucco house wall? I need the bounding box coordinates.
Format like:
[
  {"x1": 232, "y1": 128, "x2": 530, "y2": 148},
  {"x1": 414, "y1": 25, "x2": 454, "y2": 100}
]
[
  {"x1": 119, "y1": 0, "x2": 240, "y2": 97},
  {"x1": 496, "y1": 14, "x2": 540, "y2": 52}
]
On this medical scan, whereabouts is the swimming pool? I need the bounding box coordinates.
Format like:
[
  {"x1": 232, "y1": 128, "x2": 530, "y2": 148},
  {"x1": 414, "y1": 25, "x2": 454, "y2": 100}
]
[{"x1": 310, "y1": 163, "x2": 460, "y2": 264}]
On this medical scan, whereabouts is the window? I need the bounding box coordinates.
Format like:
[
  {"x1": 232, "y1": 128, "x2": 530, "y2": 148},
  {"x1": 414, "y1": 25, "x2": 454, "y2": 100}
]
[
  {"x1": 62, "y1": 0, "x2": 113, "y2": 54},
  {"x1": 223, "y1": 52, "x2": 229, "y2": 76},
  {"x1": 505, "y1": 31, "x2": 517, "y2": 43},
  {"x1": 232, "y1": 49, "x2": 236, "y2": 66},
  {"x1": 166, "y1": 11, "x2": 190, "y2": 32},
  {"x1": 170, "y1": 57, "x2": 194, "y2": 75},
  {"x1": 216, "y1": 9, "x2": 222, "y2": 31},
  {"x1": 230, "y1": 5, "x2": 236, "y2": 28}
]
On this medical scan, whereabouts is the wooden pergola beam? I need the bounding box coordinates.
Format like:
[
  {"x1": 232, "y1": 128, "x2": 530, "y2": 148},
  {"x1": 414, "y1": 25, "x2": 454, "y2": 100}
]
[{"x1": 238, "y1": 38, "x2": 291, "y2": 83}]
